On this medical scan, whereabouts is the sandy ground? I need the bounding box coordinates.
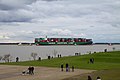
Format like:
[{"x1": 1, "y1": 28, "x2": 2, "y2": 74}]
[{"x1": 0, "y1": 65, "x2": 95, "y2": 80}]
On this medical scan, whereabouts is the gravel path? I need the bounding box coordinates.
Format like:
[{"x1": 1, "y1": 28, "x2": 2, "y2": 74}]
[{"x1": 0, "y1": 65, "x2": 96, "y2": 80}]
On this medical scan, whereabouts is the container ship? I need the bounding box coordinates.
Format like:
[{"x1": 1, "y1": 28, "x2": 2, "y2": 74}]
[{"x1": 35, "y1": 37, "x2": 93, "y2": 45}]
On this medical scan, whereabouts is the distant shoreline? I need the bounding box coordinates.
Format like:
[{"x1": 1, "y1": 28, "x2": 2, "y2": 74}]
[
  {"x1": 0, "y1": 43, "x2": 34, "y2": 45},
  {"x1": 0, "y1": 43, "x2": 120, "y2": 45}
]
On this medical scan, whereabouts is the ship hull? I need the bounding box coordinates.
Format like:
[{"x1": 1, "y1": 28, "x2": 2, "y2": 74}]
[{"x1": 35, "y1": 41, "x2": 93, "y2": 45}]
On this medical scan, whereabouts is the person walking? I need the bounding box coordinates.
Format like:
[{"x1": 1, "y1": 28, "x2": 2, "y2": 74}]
[
  {"x1": 16, "y1": 57, "x2": 19, "y2": 62},
  {"x1": 38, "y1": 57, "x2": 41, "y2": 61},
  {"x1": 97, "y1": 76, "x2": 101, "y2": 80},
  {"x1": 60, "y1": 54, "x2": 61, "y2": 58},
  {"x1": 28, "y1": 66, "x2": 32, "y2": 75},
  {"x1": 58, "y1": 54, "x2": 59, "y2": 58},
  {"x1": 88, "y1": 75, "x2": 92, "y2": 80},
  {"x1": 61, "y1": 64, "x2": 64, "y2": 71},
  {"x1": 31, "y1": 67, "x2": 34, "y2": 75},
  {"x1": 66, "y1": 63, "x2": 69, "y2": 72},
  {"x1": 72, "y1": 66, "x2": 74, "y2": 72}
]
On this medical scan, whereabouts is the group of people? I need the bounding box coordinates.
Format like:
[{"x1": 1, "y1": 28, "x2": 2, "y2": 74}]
[
  {"x1": 61, "y1": 63, "x2": 74, "y2": 72},
  {"x1": 58, "y1": 54, "x2": 62, "y2": 58},
  {"x1": 28, "y1": 66, "x2": 34, "y2": 75},
  {"x1": 88, "y1": 76, "x2": 101, "y2": 80},
  {"x1": 47, "y1": 54, "x2": 62, "y2": 60},
  {"x1": 22, "y1": 66, "x2": 34, "y2": 75}
]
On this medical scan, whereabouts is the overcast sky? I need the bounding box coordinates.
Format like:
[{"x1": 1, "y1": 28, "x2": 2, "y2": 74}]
[{"x1": 0, "y1": 0, "x2": 120, "y2": 43}]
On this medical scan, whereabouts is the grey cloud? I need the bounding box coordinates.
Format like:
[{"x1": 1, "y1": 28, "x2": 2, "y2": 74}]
[
  {"x1": 111, "y1": 24, "x2": 120, "y2": 28},
  {"x1": 0, "y1": 22, "x2": 19, "y2": 26},
  {"x1": 0, "y1": 0, "x2": 37, "y2": 22},
  {"x1": 0, "y1": 3, "x2": 14, "y2": 10},
  {"x1": 30, "y1": 0, "x2": 115, "y2": 19},
  {"x1": 6, "y1": 28, "x2": 86, "y2": 42},
  {"x1": 30, "y1": 2, "x2": 91, "y2": 18},
  {"x1": 0, "y1": 27, "x2": 3, "y2": 30},
  {"x1": 41, "y1": 0, "x2": 62, "y2": 2},
  {"x1": 0, "y1": 9, "x2": 35, "y2": 22},
  {"x1": 0, "y1": 0, "x2": 119, "y2": 22},
  {"x1": 0, "y1": 0, "x2": 37, "y2": 10},
  {"x1": 8, "y1": 31, "x2": 35, "y2": 42}
]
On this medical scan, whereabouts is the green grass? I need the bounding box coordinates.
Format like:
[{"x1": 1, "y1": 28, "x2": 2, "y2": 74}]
[
  {"x1": 0, "y1": 51, "x2": 120, "y2": 70},
  {"x1": 63, "y1": 69, "x2": 120, "y2": 80},
  {"x1": 0, "y1": 51, "x2": 120, "y2": 80}
]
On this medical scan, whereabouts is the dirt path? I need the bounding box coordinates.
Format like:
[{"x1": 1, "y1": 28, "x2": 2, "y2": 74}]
[{"x1": 0, "y1": 65, "x2": 96, "y2": 80}]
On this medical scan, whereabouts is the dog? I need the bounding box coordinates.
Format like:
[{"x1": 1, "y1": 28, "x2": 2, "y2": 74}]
[{"x1": 22, "y1": 70, "x2": 29, "y2": 75}]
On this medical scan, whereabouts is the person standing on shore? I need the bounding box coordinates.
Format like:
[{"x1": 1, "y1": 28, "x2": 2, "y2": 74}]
[
  {"x1": 66, "y1": 63, "x2": 69, "y2": 72},
  {"x1": 61, "y1": 64, "x2": 64, "y2": 71},
  {"x1": 58, "y1": 54, "x2": 59, "y2": 58},
  {"x1": 31, "y1": 67, "x2": 34, "y2": 75},
  {"x1": 72, "y1": 66, "x2": 74, "y2": 72},
  {"x1": 38, "y1": 57, "x2": 41, "y2": 61},
  {"x1": 28, "y1": 66, "x2": 34, "y2": 75},
  {"x1": 88, "y1": 75, "x2": 92, "y2": 80},
  {"x1": 97, "y1": 76, "x2": 101, "y2": 80},
  {"x1": 16, "y1": 57, "x2": 19, "y2": 62},
  {"x1": 60, "y1": 54, "x2": 61, "y2": 58},
  {"x1": 28, "y1": 66, "x2": 31, "y2": 75}
]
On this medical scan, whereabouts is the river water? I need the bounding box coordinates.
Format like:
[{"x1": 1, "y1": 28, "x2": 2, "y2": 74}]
[{"x1": 0, "y1": 44, "x2": 120, "y2": 62}]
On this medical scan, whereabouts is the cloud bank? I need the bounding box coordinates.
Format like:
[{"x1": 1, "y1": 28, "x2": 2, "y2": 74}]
[{"x1": 0, "y1": 0, "x2": 120, "y2": 43}]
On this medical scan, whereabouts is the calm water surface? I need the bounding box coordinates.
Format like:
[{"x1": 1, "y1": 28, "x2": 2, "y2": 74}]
[{"x1": 0, "y1": 44, "x2": 120, "y2": 62}]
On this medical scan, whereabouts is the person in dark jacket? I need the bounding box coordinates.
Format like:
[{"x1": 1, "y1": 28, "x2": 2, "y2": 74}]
[
  {"x1": 61, "y1": 64, "x2": 64, "y2": 71},
  {"x1": 31, "y1": 67, "x2": 34, "y2": 75},
  {"x1": 16, "y1": 57, "x2": 19, "y2": 62},
  {"x1": 88, "y1": 75, "x2": 92, "y2": 80},
  {"x1": 66, "y1": 63, "x2": 69, "y2": 72},
  {"x1": 28, "y1": 66, "x2": 31, "y2": 75},
  {"x1": 97, "y1": 76, "x2": 101, "y2": 80},
  {"x1": 72, "y1": 66, "x2": 74, "y2": 72}
]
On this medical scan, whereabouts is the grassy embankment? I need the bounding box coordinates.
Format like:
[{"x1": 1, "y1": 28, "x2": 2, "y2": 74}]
[{"x1": 0, "y1": 51, "x2": 120, "y2": 80}]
